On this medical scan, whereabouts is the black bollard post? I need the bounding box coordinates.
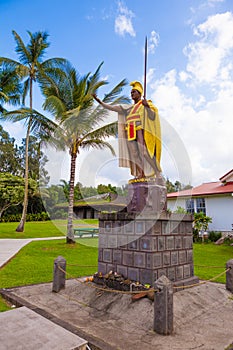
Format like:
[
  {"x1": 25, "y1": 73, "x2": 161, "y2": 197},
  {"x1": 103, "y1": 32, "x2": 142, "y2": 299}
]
[
  {"x1": 52, "y1": 256, "x2": 66, "y2": 293},
  {"x1": 154, "y1": 275, "x2": 173, "y2": 335},
  {"x1": 226, "y1": 259, "x2": 233, "y2": 293}
]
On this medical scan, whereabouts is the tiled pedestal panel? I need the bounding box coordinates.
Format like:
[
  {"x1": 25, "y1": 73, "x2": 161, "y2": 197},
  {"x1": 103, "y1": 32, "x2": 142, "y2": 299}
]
[{"x1": 98, "y1": 212, "x2": 198, "y2": 287}]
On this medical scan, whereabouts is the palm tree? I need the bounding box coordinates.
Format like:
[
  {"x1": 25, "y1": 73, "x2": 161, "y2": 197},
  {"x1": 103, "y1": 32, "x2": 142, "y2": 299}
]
[
  {"x1": 0, "y1": 30, "x2": 66, "y2": 232},
  {"x1": 59, "y1": 179, "x2": 70, "y2": 202},
  {"x1": 40, "y1": 60, "x2": 130, "y2": 243},
  {"x1": 0, "y1": 62, "x2": 22, "y2": 113}
]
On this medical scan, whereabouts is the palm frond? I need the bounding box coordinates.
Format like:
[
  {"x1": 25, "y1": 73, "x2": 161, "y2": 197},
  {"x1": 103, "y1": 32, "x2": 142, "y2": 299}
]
[
  {"x1": 0, "y1": 107, "x2": 58, "y2": 140},
  {"x1": 0, "y1": 57, "x2": 20, "y2": 69},
  {"x1": 0, "y1": 63, "x2": 22, "y2": 103},
  {"x1": 81, "y1": 139, "x2": 116, "y2": 156},
  {"x1": 22, "y1": 78, "x2": 29, "y2": 105},
  {"x1": 40, "y1": 60, "x2": 79, "y2": 113},
  {"x1": 86, "y1": 62, "x2": 107, "y2": 94},
  {"x1": 43, "y1": 95, "x2": 66, "y2": 118},
  {"x1": 0, "y1": 91, "x2": 9, "y2": 102},
  {"x1": 46, "y1": 124, "x2": 69, "y2": 151},
  {"x1": 82, "y1": 102, "x2": 117, "y2": 131},
  {"x1": 39, "y1": 69, "x2": 62, "y2": 99},
  {"x1": 29, "y1": 110, "x2": 58, "y2": 137},
  {"x1": 12, "y1": 30, "x2": 30, "y2": 66},
  {"x1": 0, "y1": 108, "x2": 31, "y2": 123},
  {"x1": 103, "y1": 78, "x2": 130, "y2": 104},
  {"x1": 26, "y1": 31, "x2": 50, "y2": 63},
  {"x1": 81, "y1": 121, "x2": 118, "y2": 142},
  {"x1": 41, "y1": 57, "x2": 69, "y2": 70},
  {"x1": 61, "y1": 106, "x2": 94, "y2": 136}
]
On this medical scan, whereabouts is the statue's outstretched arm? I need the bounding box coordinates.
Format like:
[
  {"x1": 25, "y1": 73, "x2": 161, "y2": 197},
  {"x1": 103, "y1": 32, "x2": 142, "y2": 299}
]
[{"x1": 92, "y1": 94, "x2": 122, "y2": 113}]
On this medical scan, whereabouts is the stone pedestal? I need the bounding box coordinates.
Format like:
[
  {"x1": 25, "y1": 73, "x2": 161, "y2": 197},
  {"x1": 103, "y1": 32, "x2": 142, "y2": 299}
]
[
  {"x1": 98, "y1": 211, "x2": 198, "y2": 287},
  {"x1": 127, "y1": 178, "x2": 167, "y2": 213}
]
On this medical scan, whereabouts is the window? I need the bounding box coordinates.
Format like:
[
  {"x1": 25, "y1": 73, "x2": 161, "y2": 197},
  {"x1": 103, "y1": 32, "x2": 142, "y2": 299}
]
[
  {"x1": 196, "y1": 198, "x2": 206, "y2": 215},
  {"x1": 185, "y1": 199, "x2": 195, "y2": 214}
]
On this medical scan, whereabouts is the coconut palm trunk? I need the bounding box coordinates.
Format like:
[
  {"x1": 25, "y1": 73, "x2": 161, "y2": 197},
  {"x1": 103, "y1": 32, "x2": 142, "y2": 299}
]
[
  {"x1": 39, "y1": 60, "x2": 129, "y2": 243},
  {"x1": 66, "y1": 146, "x2": 77, "y2": 243},
  {"x1": 16, "y1": 118, "x2": 31, "y2": 231},
  {"x1": 16, "y1": 76, "x2": 33, "y2": 232}
]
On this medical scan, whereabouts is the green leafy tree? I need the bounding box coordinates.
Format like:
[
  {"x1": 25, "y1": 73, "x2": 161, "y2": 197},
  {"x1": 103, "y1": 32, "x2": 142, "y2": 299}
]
[
  {"x1": 0, "y1": 30, "x2": 65, "y2": 232},
  {"x1": 0, "y1": 172, "x2": 37, "y2": 218},
  {"x1": 193, "y1": 212, "x2": 212, "y2": 242},
  {"x1": 41, "y1": 184, "x2": 67, "y2": 217},
  {"x1": 166, "y1": 178, "x2": 176, "y2": 193},
  {"x1": 18, "y1": 136, "x2": 49, "y2": 185},
  {"x1": 166, "y1": 178, "x2": 192, "y2": 193},
  {"x1": 40, "y1": 60, "x2": 129, "y2": 243},
  {"x1": 80, "y1": 186, "x2": 98, "y2": 199},
  {"x1": 74, "y1": 182, "x2": 83, "y2": 201},
  {"x1": 59, "y1": 179, "x2": 70, "y2": 202},
  {"x1": 0, "y1": 125, "x2": 22, "y2": 175},
  {"x1": 97, "y1": 183, "x2": 117, "y2": 194},
  {"x1": 174, "y1": 181, "x2": 182, "y2": 192}
]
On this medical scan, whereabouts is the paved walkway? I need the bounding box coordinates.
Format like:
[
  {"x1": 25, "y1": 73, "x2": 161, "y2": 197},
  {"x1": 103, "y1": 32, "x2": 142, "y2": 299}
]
[
  {"x1": 2, "y1": 279, "x2": 233, "y2": 350},
  {"x1": 0, "y1": 239, "x2": 32, "y2": 268},
  {"x1": 0, "y1": 236, "x2": 90, "y2": 350},
  {"x1": 1, "y1": 238, "x2": 233, "y2": 349},
  {"x1": 0, "y1": 306, "x2": 87, "y2": 350},
  {"x1": 0, "y1": 237, "x2": 65, "y2": 268}
]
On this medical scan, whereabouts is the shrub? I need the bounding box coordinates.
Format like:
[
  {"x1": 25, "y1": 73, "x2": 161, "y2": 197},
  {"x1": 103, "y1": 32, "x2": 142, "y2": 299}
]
[
  {"x1": 223, "y1": 236, "x2": 233, "y2": 246},
  {"x1": 0, "y1": 212, "x2": 50, "y2": 222},
  {"x1": 173, "y1": 206, "x2": 188, "y2": 214},
  {"x1": 208, "y1": 231, "x2": 222, "y2": 242},
  {"x1": 50, "y1": 209, "x2": 67, "y2": 220}
]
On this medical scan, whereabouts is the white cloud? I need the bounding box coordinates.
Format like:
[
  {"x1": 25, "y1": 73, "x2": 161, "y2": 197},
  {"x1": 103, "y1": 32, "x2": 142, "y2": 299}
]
[
  {"x1": 148, "y1": 30, "x2": 160, "y2": 54},
  {"x1": 2, "y1": 121, "x2": 25, "y2": 145},
  {"x1": 184, "y1": 12, "x2": 233, "y2": 84},
  {"x1": 151, "y1": 13, "x2": 233, "y2": 185},
  {"x1": 115, "y1": 1, "x2": 136, "y2": 37},
  {"x1": 190, "y1": 0, "x2": 224, "y2": 16},
  {"x1": 206, "y1": 0, "x2": 224, "y2": 7},
  {"x1": 146, "y1": 67, "x2": 156, "y2": 85}
]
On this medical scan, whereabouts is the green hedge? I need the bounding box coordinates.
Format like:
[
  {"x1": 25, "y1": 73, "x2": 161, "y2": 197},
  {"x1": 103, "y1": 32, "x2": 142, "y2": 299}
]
[{"x1": 0, "y1": 211, "x2": 50, "y2": 222}]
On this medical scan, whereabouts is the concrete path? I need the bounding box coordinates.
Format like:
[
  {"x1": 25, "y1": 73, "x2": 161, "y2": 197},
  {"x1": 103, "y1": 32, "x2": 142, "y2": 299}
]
[
  {"x1": 0, "y1": 237, "x2": 66, "y2": 268},
  {"x1": 0, "y1": 236, "x2": 89, "y2": 350},
  {"x1": 0, "y1": 306, "x2": 87, "y2": 350},
  {"x1": 1, "y1": 237, "x2": 233, "y2": 349},
  {"x1": 0, "y1": 239, "x2": 32, "y2": 268},
  {"x1": 2, "y1": 279, "x2": 233, "y2": 350}
]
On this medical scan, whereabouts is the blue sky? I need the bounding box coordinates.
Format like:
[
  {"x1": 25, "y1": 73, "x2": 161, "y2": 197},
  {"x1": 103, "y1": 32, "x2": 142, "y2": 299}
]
[{"x1": 1, "y1": 0, "x2": 233, "y2": 188}]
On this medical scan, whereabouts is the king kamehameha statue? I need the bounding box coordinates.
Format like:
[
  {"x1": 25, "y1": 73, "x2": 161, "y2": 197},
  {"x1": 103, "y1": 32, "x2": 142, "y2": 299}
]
[
  {"x1": 93, "y1": 80, "x2": 166, "y2": 212},
  {"x1": 94, "y1": 80, "x2": 161, "y2": 181},
  {"x1": 94, "y1": 38, "x2": 197, "y2": 289},
  {"x1": 93, "y1": 40, "x2": 166, "y2": 213}
]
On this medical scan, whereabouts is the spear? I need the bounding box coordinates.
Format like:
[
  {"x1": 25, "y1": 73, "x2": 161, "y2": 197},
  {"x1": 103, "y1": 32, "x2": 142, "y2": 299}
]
[
  {"x1": 142, "y1": 36, "x2": 148, "y2": 176},
  {"x1": 143, "y1": 36, "x2": 148, "y2": 100}
]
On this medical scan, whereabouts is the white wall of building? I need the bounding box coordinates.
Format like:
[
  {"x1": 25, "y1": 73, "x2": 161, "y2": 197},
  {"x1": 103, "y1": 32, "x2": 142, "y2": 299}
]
[
  {"x1": 167, "y1": 194, "x2": 233, "y2": 232},
  {"x1": 167, "y1": 198, "x2": 186, "y2": 212},
  {"x1": 206, "y1": 195, "x2": 233, "y2": 232}
]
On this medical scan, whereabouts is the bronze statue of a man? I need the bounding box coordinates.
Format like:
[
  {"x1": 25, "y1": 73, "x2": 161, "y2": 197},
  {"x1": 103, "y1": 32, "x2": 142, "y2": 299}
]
[{"x1": 93, "y1": 81, "x2": 162, "y2": 181}]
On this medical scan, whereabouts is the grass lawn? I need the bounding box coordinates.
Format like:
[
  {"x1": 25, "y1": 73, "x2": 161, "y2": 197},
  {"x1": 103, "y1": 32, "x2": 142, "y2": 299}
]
[
  {"x1": 0, "y1": 295, "x2": 13, "y2": 312},
  {"x1": 0, "y1": 219, "x2": 98, "y2": 238},
  {"x1": 0, "y1": 238, "x2": 232, "y2": 311},
  {"x1": 0, "y1": 239, "x2": 98, "y2": 289},
  {"x1": 193, "y1": 242, "x2": 233, "y2": 283}
]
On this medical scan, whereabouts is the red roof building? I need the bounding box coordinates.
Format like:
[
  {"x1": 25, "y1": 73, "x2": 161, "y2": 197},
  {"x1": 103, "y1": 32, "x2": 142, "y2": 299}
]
[{"x1": 167, "y1": 169, "x2": 233, "y2": 232}]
